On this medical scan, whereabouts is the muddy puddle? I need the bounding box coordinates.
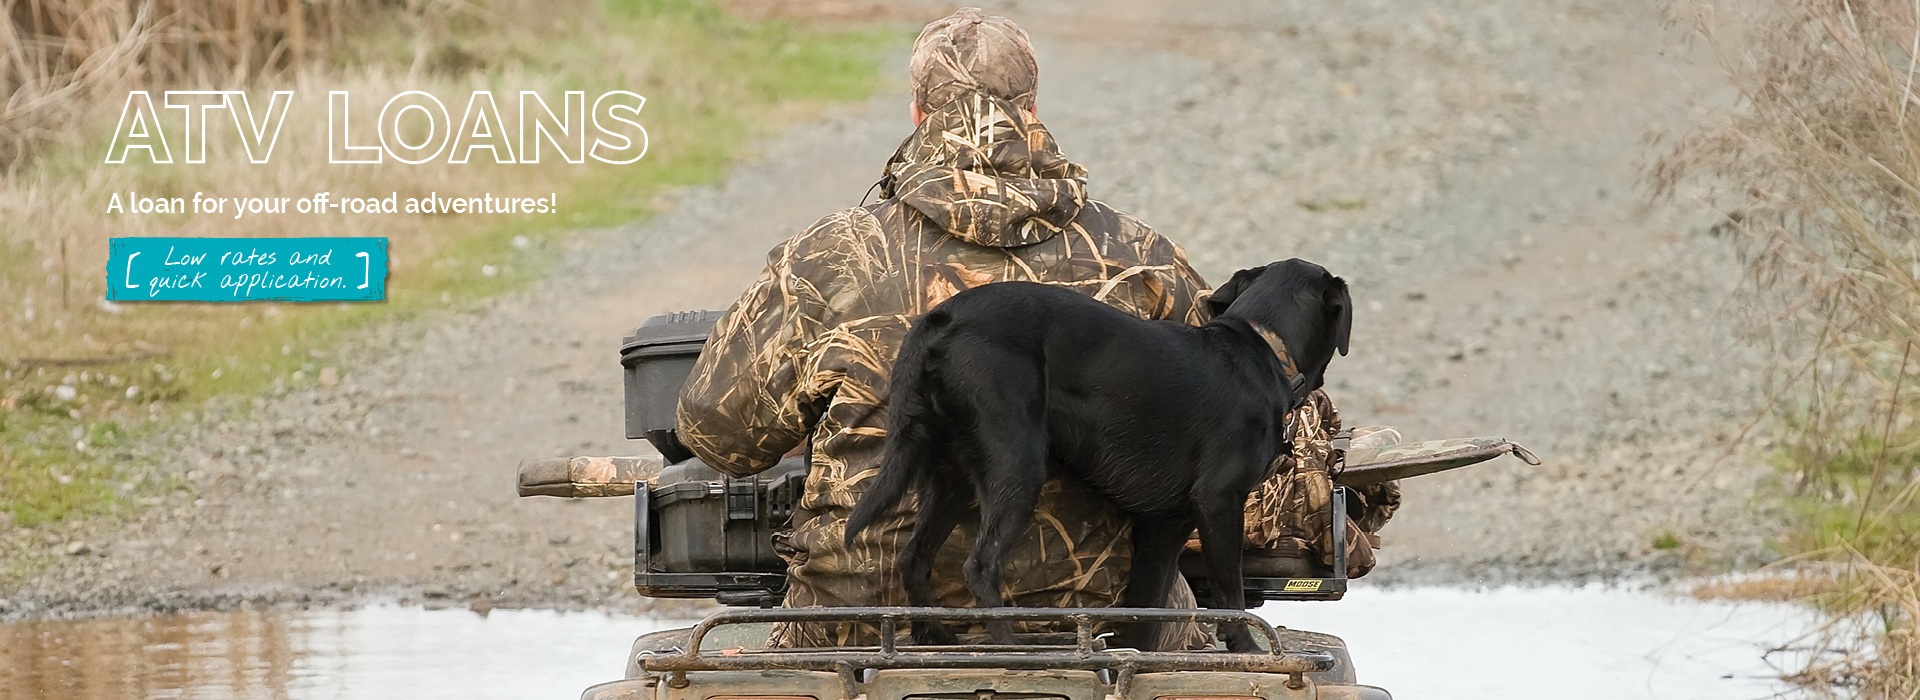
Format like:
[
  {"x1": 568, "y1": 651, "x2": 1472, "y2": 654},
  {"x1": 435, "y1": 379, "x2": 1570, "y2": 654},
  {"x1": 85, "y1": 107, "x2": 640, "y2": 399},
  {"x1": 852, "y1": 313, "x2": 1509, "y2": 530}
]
[
  {"x1": 0, "y1": 607, "x2": 699, "y2": 700},
  {"x1": 1, "y1": 586, "x2": 1811, "y2": 700}
]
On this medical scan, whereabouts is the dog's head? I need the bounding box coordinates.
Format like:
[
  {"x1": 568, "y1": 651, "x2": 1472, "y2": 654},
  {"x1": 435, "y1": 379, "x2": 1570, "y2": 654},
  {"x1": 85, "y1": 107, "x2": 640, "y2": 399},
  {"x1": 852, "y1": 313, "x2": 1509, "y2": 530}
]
[{"x1": 1206, "y1": 258, "x2": 1352, "y2": 393}]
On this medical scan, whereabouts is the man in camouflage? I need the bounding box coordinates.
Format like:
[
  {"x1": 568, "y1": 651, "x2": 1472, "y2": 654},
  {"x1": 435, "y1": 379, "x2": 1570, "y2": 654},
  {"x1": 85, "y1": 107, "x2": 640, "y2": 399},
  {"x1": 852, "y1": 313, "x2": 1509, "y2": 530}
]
[{"x1": 678, "y1": 8, "x2": 1396, "y2": 648}]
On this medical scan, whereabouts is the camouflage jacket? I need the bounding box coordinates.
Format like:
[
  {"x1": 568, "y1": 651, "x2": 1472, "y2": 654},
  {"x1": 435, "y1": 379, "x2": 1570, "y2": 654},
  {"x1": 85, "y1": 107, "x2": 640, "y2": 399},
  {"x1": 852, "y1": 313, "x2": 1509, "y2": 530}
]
[{"x1": 677, "y1": 92, "x2": 1208, "y2": 647}]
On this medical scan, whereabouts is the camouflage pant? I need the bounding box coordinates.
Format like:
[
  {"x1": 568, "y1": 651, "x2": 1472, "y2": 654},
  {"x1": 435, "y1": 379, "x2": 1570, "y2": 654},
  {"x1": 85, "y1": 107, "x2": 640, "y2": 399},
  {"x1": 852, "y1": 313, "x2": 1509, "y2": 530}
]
[{"x1": 768, "y1": 471, "x2": 1136, "y2": 648}]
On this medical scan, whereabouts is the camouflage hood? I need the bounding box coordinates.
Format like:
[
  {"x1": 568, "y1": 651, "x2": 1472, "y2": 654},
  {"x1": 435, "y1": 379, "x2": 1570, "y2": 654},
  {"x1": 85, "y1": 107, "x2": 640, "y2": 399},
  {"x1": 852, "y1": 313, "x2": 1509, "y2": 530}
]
[{"x1": 881, "y1": 92, "x2": 1088, "y2": 248}]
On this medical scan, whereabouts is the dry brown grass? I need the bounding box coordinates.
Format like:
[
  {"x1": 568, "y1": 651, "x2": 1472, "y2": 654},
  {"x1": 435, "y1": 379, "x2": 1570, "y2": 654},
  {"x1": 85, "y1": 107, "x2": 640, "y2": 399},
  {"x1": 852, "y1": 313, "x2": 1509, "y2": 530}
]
[
  {"x1": 1655, "y1": 0, "x2": 1920, "y2": 695},
  {"x1": 1691, "y1": 570, "x2": 1842, "y2": 602},
  {"x1": 1773, "y1": 551, "x2": 1920, "y2": 699},
  {"x1": 1652, "y1": 0, "x2": 1920, "y2": 435},
  {"x1": 0, "y1": 0, "x2": 612, "y2": 169},
  {"x1": 1, "y1": 0, "x2": 388, "y2": 171}
]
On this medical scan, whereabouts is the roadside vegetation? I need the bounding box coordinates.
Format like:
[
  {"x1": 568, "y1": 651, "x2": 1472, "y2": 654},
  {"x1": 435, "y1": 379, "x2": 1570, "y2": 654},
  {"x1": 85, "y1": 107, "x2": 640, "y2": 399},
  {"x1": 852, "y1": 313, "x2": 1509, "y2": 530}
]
[
  {"x1": 0, "y1": 0, "x2": 894, "y2": 530},
  {"x1": 1655, "y1": 0, "x2": 1920, "y2": 695}
]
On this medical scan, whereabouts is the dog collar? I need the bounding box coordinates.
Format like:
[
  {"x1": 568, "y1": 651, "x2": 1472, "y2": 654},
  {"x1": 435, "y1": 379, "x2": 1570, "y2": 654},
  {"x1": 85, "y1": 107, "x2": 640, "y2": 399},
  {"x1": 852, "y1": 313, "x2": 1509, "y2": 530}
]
[{"x1": 1246, "y1": 320, "x2": 1310, "y2": 400}]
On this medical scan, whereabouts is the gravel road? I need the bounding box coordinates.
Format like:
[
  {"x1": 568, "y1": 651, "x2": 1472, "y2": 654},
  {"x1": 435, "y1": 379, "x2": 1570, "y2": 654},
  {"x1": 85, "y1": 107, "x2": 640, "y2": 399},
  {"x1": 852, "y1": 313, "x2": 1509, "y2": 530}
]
[{"x1": 0, "y1": 0, "x2": 1787, "y2": 619}]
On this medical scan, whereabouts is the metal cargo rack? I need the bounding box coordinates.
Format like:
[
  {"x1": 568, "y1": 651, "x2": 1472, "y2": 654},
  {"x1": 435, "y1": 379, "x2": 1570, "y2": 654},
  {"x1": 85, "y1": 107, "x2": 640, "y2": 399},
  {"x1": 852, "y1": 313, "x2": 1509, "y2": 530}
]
[{"x1": 637, "y1": 606, "x2": 1339, "y2": 695}]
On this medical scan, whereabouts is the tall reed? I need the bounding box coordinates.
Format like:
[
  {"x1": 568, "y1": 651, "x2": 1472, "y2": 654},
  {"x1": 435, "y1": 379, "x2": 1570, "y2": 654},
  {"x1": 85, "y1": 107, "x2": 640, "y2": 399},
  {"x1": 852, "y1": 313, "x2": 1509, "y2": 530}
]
[
  {"x1": 1654, "y1": 0, "x2": 1920, "y2": 695},
  {"x1": 1, "y1": 0, "x2": 402, "y2": 170}
]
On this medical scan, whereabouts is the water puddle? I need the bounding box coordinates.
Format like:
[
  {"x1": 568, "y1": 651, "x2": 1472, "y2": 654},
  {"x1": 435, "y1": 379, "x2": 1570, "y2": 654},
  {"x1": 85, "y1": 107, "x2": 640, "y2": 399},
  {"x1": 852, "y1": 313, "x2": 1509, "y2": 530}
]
[
  {"x1": 0, "y1": 586, "x2": 1813, "y2": 700},
  {"x1": 0, "y1": 607, "x2": 698, "y2": 700},
  {"x1": 1260, "y1": 585, "x2": 1819, "y2": 700}
]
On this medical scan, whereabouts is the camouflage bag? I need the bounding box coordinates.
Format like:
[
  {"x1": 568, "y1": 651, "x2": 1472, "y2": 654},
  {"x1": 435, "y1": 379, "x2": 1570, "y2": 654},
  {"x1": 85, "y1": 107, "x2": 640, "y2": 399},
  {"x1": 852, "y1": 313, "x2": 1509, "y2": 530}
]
[{"x1": 1236, "y1": 394, "x2": 1400, "y2": 579}]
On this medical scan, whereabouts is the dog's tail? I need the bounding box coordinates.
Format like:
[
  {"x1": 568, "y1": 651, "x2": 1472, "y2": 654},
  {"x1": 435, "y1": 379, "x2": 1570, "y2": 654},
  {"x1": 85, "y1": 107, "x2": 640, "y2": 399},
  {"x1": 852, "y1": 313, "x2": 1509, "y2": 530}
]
[{"x1": 844, "y1": 311, "x2": 951, "y2": 548}]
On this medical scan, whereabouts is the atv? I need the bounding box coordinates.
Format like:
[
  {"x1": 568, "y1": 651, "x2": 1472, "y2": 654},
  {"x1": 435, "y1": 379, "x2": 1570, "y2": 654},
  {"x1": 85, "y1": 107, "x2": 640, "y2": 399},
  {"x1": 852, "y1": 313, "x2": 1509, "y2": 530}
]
[{"x1": 515, "y1": 310, "x2": 1539, "y2": 700}]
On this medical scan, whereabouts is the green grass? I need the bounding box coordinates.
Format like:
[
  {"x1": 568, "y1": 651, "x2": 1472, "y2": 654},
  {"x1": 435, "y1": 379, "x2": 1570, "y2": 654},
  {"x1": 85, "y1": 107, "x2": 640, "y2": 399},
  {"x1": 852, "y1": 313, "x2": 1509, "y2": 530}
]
[
  {"x1": 1652, "y1": 530, "x2": 1682, "y2": 550},
  {"x1": 1295, "y1": 198, "x2": 1368, "y2": 212},
  {"x1": 0, "y1": 0, "x2": 902, "y2": 529},
  {"x1": 1777, "y1": 427, "x2": 1920, "y2": 568}
]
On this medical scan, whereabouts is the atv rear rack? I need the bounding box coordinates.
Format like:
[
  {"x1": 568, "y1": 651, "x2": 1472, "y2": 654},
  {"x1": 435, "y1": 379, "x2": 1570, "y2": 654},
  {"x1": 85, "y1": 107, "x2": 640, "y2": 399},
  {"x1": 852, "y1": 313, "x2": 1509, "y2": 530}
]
[{"x1": 639, "y1": 606, "x2": 1338, "y2": 695}]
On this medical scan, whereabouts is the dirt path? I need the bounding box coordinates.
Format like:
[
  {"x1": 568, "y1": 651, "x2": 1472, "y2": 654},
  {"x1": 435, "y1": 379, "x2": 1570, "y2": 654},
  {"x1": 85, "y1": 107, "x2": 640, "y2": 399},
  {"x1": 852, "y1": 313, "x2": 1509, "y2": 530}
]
[{"x1": 1, "y1": 0, "x2": 1785, "y2": 619}]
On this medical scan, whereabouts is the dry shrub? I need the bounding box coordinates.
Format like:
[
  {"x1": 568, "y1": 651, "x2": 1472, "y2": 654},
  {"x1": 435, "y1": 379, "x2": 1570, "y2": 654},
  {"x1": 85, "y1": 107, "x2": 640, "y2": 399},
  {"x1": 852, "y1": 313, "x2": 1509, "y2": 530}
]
[
  {"x1": 0, "y1": 0, "x2": 533, "y2": 171},
  {"x1": 1653, "y1": 0, "x2": 1920, "y2": 695},
  {"x1": 3, "y1": 0, "x2": 363, "y2": 169},
  {"x1": 1651, "y1": 0, "x2": 1920, "y2": 430},
  {"x1": 1781, "y1": 550, "x2": 1920, "y2": 699}
]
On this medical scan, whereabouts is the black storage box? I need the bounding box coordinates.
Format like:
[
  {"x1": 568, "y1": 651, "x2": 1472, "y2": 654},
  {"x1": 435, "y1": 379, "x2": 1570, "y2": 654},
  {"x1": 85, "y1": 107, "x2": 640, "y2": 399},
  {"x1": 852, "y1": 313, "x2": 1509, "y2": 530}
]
[
  {"x1": 650, "y1": 457, "x2": 805, "y2": 573},
  {"x1": 621, "y1": 310, "x2": 724, "y2": 462},
  {"x1": 636, "y1": 456, "x2": 806, "y2": 605},
  {"x1": 622, "y1": 310, "x2": 805, "y2": 606}
]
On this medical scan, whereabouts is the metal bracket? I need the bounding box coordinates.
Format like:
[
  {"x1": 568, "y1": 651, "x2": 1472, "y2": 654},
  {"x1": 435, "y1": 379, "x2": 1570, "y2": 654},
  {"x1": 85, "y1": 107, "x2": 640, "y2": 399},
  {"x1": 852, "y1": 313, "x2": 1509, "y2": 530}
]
[
  {"x1": 634, "y1": 481, "x2": 651, "y2": 578},
  {"x1": 1331, "y1": 485, "x2": 1348, "y2": 579}
]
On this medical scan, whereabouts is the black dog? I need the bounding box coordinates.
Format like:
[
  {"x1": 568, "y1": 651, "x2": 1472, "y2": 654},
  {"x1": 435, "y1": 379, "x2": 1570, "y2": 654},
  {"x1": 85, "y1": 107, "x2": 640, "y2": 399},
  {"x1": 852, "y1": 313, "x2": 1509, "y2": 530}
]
[{"x1": 844, "y1": 259, "x2": 1352, "y2": 651}]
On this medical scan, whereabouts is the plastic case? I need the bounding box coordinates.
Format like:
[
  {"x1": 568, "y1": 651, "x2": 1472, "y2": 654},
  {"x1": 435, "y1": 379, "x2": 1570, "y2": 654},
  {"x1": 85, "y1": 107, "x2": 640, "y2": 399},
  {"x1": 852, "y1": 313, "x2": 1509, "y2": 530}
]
[
  {"x1": 621, "y1": 310, "x2": 724, "y2": 462},
  {"x1": 622, "y1": 310, "x2": 805, "y2": 605},
  {"x1": 650, "y1": 457, "x2": 805, "y2": 573}
]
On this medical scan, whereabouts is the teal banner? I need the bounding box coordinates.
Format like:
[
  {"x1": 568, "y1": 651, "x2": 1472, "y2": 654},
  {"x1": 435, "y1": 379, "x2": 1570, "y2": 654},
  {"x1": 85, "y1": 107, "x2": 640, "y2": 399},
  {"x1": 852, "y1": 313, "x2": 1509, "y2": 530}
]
[{"x1": 106, "y1": 237, "x2": 388, "y2": 302}]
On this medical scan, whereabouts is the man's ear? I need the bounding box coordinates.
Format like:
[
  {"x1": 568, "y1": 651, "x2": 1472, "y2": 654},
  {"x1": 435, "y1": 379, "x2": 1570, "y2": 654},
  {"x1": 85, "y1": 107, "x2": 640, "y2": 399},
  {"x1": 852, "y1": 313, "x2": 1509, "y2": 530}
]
[
  {"x1": 1206, "y1": 266, "x2": 1266, "y2": 318},
  {"x1": 1326, "y1": 276, "x2": 1352, "y2": 356}
]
